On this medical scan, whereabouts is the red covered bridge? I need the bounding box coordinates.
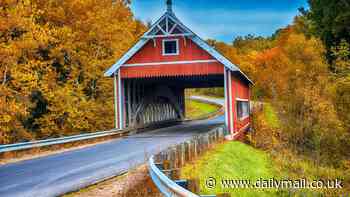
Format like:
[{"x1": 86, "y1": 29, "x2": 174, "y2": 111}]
[{"x1": 104, "y1": 0, "x2": 252, "y2": 140}]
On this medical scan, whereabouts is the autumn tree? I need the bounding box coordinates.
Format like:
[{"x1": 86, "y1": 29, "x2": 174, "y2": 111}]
[
  {"x1": 205, "y1": 18, "x2": 349, "y2": 165},
  {"x1": 304, "y1": 0, "x2": 350, "y2": 132},
  {"x1": 330, "y1": 40, "x2": 350, "y2": 131},
  {"x1": 0, "y1": 0, "x2": 145, "y2": 143}
]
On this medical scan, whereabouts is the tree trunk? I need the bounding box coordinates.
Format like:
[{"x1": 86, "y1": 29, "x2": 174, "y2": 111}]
[{"x1": 2, "y1": 66, "x2": 8, "y2": 86}]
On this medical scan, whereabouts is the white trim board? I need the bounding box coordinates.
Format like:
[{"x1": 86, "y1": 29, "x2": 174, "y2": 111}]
[
  {"x1": 123, "y1": 59, "x2": 218, "y2": 67},
  {"x1": 228, "y1": 71, "x2": 234, "y2": 133},
  {"x1": 143, "y1": 33, "x2": 192, "y2": 39},
  {"x1": 236, "y1": 98, "x2": 249, "y2": 102},
  {"x1": 113, "y1": 73, "x2": 118, "y2": 128},
  {"x1": 117, "y1": 69, "x2": 124, "y2": 129},
  {"x1": 162, "y1": 38, "x2": 179, "y2": 56}
]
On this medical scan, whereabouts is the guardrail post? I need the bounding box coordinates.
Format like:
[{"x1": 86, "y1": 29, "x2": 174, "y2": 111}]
[
  {"x1": 199, "y1": 136, "x2": 203, "y2": 155},
  {"x1": 213, "y1": 131, "x2": 216, "y2": 144},
  {"x1": 218, "y1": 127, "x2": 224, "y2": 142},
  {"x1": 175, "y1": 144, "x2": 180, "y2": 168},
  {"x1": 212, "y1": 131, "x2": 216, "y2": 145},
  {"x1": 180, "y1": 143, "x2": 185, "y2": 167},
  {"x1": 207, "y1": 133, "x2": 210, "y2": 149},
  {"x1": 203, "y1": 134, "x2": 207, "y2": 151},
  {"x1": 174, "y1": 146, "x2": 179, "y2": 169},
  {"x1": 163, "y1": 148, "x2": 172, "y2": 177},
  {"x1": 217, "y1": 128, "x2": 221, "y2": 142},
  {"x1": 185, "y1": 141, "x2": 191, "y2": 162},
  {"x1": 208, "y1": 133, "x2": 212, "y2": 147},
  {"x1": 169, "y1": 147, "x2": 174, "y2": 167},
  {"x1": 158, "y1": 151, "x2": 166, "y2": 163},
  {"x1": 207, "y1": 133, "x2": 211, "y2": 149},
  {"x1": 154, "y1": 153, "x2": 160, "y2": 164},
  {"x1": 193, "y1": 138, "x2": 198, "y2": 159}
]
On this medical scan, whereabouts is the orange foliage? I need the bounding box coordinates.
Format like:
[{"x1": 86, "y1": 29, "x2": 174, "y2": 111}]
[{"x1": 0, "y1": 0, "x2": 146, "y2": 143}]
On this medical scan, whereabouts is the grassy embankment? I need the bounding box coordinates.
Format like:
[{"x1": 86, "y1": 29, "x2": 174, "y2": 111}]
[
  {"x1": 181, "y1": 103, "x2": 347, "y2": 196},
  {"x1": 185, "y1": 99, "x2": 220, "y2": 119},
  {"x1": 181, "y1": 141, "x2": 278, "y2": 196},
  {"x1": 263, "y1": 103, "x2": 280, "y2": 128},
  {"x1": 181, "y1": 103, "x2": 280, "y2": 197}
]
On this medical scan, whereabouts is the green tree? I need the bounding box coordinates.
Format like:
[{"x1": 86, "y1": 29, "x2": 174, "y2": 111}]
[{"x1": 307, "y1": 0, "x2": 350, "y2": 64}]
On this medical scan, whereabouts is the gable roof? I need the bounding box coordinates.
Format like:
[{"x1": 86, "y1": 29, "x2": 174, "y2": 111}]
[{"x1": 104, "y1": 10, "x2": 252, "y2": 84}]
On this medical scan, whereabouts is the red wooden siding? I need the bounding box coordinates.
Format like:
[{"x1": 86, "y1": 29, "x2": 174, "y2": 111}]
[
  {"x1": 125, "y1": 37, "x2": 214, "y2": 64},
  {"x1": 120, "y1": 62, "x2": 224, "y2": 78},
  {"x1": 230, "y1": 73, "x2": 250, "y2": 133},
  {"x1": 235, "y1": 77, "x2": 250, "y2": 99}
]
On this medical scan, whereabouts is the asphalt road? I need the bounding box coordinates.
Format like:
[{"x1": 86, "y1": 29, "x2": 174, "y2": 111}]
[{"x1": 0, "y1": 97, "x2": 224, "y2": 197}]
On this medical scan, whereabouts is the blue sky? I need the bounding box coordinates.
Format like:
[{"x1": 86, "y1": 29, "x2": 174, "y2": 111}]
[{"x1": 130, "y1": 0, "x2": 308, "y2": 43}]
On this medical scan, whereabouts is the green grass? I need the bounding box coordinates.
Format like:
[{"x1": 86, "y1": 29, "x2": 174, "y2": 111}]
[
  {"x1": 181, "y1": 142, "x2": 279, "y2": 197},
  {"x1": 181, "y1": 103, "x2": 347, "y2": 196},
  {"x1": 185, "y1": 99, "x2": 220, "y2": 119},
  {"x1": 263, "y1": 103, "x2": 280, "y2": 128}
]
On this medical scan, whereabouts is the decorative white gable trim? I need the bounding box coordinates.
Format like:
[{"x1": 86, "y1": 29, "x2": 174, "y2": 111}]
[
  {"x1": 145, "y1": 13, "x2": 192, "y2": 38},
  {"x1": 104, "y1": 11, "x2": 253, "y2": 84},
  {"x1": 190, "y1": 36, "x2": 253, "y2": 84},
  {"x1": 104, "y1": 38, "x2": 148, "y2": 77},
  {"x1": 104, "y1": 11, "x2": 193, "y2": 77}
]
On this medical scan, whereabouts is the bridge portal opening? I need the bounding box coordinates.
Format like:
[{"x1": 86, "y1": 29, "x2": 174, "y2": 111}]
[{"x1": 120, "y1": 74, "x2": 224, "y2": 129}]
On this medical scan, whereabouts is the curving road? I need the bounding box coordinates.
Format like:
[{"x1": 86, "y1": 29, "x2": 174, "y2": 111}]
[{"x1": 0, "y1": 97, "x2": 224, "y2": 197}]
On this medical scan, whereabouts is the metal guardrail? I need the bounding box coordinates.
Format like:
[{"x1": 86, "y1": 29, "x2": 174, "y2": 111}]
[
  {"x1": 189, "y1": 96, "x2": 224, "y2": 107},
  {"x1": 149, "y1": 127, "x2": 225, "y2": 197},
  {"x1": 149, "y1": 156, "x2": 200, "y2": 197},
  {"x1": 0, "y1": 96, "x2": 224, "y2": 154},
  {"x1": 0, "y1": 129, "x2": 126, "y2": 153}
]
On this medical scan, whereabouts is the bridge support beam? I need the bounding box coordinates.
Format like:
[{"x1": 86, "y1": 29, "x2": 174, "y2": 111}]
[
  {"x1": 224, "y1": 68, "x2": 235, "y2": 136},
  {"x1": 114, "y1": 71, "x2": 124, "y2": 129}
]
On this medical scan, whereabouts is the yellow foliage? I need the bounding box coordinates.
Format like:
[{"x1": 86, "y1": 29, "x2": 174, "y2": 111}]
[{"x1": 0, "y1": 0, "x2": 146, "y2": 143}]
